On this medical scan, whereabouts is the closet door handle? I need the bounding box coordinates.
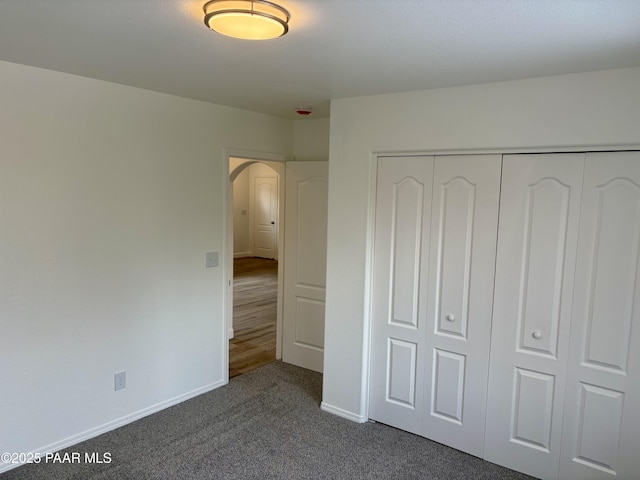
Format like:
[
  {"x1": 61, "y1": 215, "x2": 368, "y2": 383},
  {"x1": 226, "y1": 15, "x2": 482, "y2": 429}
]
[
  {"x1": 445, "y1": 314, "x2": 455, "y2": 322},
  {"x1": 532, "y1": 330, "x2": 542, "y2": 339}
]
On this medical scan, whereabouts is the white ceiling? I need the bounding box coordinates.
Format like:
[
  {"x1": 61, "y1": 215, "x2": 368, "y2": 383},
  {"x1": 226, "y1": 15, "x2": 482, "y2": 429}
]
[{"x1": 0, "y1": 0, "x2": 639, "y2": 119}]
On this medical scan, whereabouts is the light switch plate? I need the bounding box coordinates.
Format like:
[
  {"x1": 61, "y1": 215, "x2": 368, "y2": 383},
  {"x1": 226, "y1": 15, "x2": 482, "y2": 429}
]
[
  {"x1": 206, "y1": 251, "x2": 219, "y2": 268},
  {"x1": 114, "y1": 371, "x2": 126, "y2": 391}
]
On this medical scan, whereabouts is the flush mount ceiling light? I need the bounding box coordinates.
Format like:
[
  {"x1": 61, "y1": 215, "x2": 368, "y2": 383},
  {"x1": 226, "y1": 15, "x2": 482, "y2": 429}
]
[{"x1": 203, "y1": 0, "x2": 290, "y2": 40}]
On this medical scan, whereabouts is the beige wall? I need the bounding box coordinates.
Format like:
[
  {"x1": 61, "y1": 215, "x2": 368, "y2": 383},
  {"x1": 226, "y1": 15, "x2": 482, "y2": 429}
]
[
  {"x1": 322, "y1": 66, "x2": 640, "y2": 421},
  {"x1": 0, "y1": 60, "x2": 292, "y2": 468},
  {"x1": 232, "y1": 167, "x2": 251, "y2": 256}
]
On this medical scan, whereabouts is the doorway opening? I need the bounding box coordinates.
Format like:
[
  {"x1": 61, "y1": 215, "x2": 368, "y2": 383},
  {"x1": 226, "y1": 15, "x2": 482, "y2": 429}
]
[{"x1": 229, "y1": 158, "x2": 284, "y2": 378}]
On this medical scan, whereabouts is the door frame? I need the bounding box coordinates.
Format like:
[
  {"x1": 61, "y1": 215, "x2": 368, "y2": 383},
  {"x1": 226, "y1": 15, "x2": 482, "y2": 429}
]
[{"x1": 223, "y1": 148, "x2": 287, "y2": 383}]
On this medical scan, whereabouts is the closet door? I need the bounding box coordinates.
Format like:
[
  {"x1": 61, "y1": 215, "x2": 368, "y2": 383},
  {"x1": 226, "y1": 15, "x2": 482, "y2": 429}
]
[
  {"x1": 369, "y1": 156, "x2": 434, "y2": 434},
  {"x1": 559, "y1": 151, "x2": 640, "y2": 479},
  {"x1": 484, "y1": 153, "x2": 585, "y2": 479},
  {"x1": 369, "y1": 154, "x2": 501, "y2": 456},
  {"x1": 422, "y1": 154, "x2": 501, "y2": 457}
]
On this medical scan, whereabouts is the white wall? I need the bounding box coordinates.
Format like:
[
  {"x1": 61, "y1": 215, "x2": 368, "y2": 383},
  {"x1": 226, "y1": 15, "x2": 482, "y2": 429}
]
[
  {"x1": 322, "y1": 66, "x2": 640, "y2": 420},
  {"x1": 0, "y1": 60, "x2": 292, "y2": 471},
  {"x1": 293, "y1": 118, "x2": 330, "y2": 161}
]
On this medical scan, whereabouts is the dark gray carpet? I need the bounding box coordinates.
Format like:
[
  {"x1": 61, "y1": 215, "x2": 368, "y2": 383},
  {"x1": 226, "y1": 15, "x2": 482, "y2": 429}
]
[{"x1": 1, "y1": 362, "x2": 533, "y2": 479}]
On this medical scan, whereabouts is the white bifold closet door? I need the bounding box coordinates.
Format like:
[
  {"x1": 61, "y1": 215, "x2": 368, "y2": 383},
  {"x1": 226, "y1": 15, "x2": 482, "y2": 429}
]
[
  {"x1": 558, "y1": 152, "x2": 640, "y2": 480},
  {"x1": 485, "y1": 151, "x2": 640, "y2": 479},
  {"x1": 370, "y1": 151, "x2": 640, "y2": 478},
  {"x1": 369, "y1": 154, "x2": 501, "y2": 457},
  {"x1": 369, "y1": 156, "x2": 433, "y2": 436},
  {"x1": 484, "y1": 153, "x2": 585, "y2": 479}
]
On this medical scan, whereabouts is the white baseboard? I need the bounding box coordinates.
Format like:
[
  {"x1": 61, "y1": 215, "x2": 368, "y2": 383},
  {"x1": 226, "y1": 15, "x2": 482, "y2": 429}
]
[
  {"x1": 320, "y1": 401, "x2": 368, "y2": 423},
  {"x1": 0, "y1": 379, "x2": 227, "y2": 474},
  {"x1": 233, "y1": 252, "x2": 252, "y2": 258},
  {"x1": 228, "y1": 327, "x2": 234, "y2": 339}
]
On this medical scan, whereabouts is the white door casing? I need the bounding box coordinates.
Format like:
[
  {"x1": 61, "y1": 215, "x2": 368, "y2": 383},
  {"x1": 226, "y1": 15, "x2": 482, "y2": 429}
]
[
  {"x1": 558, "y1": 151, "x2": 640, "y2": 479},
  {"x1": 282, "y1": 161, "x2": 328, "y2": 373},
  {"x1": 484, "y1": 153, "x2": 585, "y2": 479},
  {"x1": 369, "y1": 155, "x2": 501, "y2": 456},
  {"x1": 253, "y1": 175, "x2": 278, "y2": 259}
]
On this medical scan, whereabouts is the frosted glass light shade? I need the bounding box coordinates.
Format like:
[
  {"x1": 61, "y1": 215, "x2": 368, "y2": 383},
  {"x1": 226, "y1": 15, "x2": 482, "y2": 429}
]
[{"x1": 203, "y1": 0, "x2": 290, "y2": 40}]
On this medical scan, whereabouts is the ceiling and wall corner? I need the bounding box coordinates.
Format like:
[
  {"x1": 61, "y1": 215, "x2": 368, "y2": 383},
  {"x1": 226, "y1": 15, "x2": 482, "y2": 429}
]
[{"x1": 0, "y1": 1, "x2": 637, "y2": 119}]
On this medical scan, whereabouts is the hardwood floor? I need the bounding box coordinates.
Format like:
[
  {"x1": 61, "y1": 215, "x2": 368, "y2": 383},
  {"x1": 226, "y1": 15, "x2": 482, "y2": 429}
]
[{"x1": 229, "y1": 257, "x2": 278, "y2": 378}]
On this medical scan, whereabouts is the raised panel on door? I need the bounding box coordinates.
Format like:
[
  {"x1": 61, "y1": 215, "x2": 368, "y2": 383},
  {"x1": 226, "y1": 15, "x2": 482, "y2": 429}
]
[
  {"x1": 422, "y1": 154, "x2": 501, "y2": 457},
  {"x1": 484, "y1": 153, "x2": 585, "y2": 479},
  {"x1": 559, "y1": 151, "x2": 640, "y2": 479},
  {"x1": 282, "y1": 162, "x2": 328, "y2": 372},
  {"x1": 369, "y1": 156, "x2": 434, "y2": 434}
]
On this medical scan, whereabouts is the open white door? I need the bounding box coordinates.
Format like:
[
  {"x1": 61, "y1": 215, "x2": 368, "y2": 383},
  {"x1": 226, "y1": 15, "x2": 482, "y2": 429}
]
[{"x1": 282, "y1": 161, "x2": 328, "y2": 372}]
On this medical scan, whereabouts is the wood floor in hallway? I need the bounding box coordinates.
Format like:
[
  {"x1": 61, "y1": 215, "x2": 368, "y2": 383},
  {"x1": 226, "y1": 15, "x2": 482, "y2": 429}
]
[{"x1": 229, "y1": 256, "x2": 278, "y2": 378}]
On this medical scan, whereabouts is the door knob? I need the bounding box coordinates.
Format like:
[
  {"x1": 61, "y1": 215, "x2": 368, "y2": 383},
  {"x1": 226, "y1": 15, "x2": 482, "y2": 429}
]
[
  {"x1": 532, "y1": 330, "x2": 542, "y2": 339},
  {"x1": 271, "y1": 221, "x2": 275, "y2": 224},
  {"x1": 445, "y1": 314, "x2": 455, "y2": 322}
]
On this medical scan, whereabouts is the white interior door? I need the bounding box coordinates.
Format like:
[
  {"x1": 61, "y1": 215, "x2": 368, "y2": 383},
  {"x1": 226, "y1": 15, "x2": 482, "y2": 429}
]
[
  {"x1": 558, "y1": 151, "x2": 640, "y2": 479},
  {"x1": 369, "y1": 154, "x2": 501, "y2": 456},
  {"x1": 484, "y1": 153, "x2": 585, "y2": 479},
  {"x1": 253, "y1": 176, "x2": 278, "y2": 259},
  {"x1": 282, "y1": 161, "x2": 328, "y2": 372}
]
